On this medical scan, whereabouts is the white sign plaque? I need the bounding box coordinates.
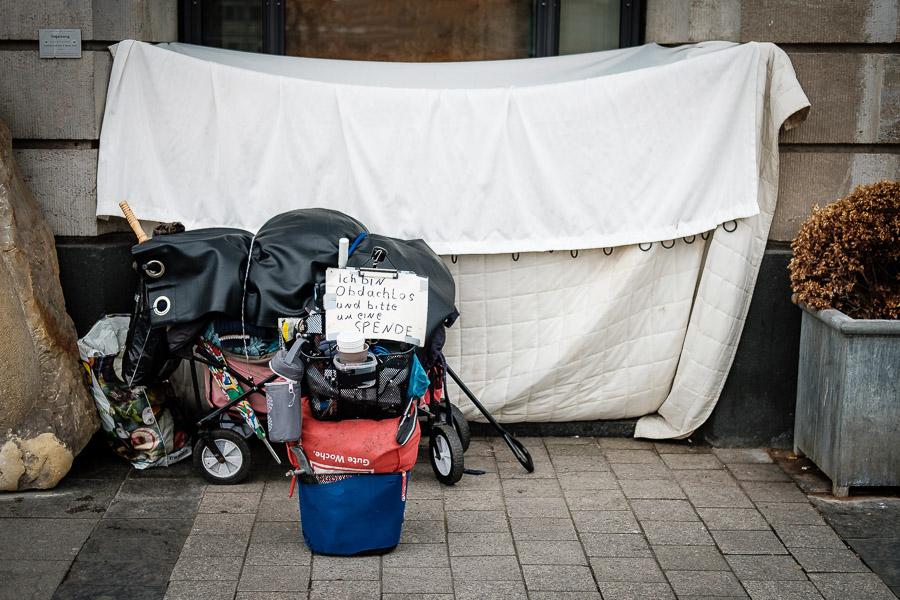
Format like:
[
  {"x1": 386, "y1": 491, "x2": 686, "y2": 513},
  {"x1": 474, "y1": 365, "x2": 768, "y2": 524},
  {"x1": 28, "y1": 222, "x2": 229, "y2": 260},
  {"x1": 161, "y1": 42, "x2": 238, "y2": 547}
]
[
  {"x1": 39, "y1": 29, "x2": 82, "y2": 59},
  {"x1": 324, "y1": 268, "x2": 428, "y2": 346}
]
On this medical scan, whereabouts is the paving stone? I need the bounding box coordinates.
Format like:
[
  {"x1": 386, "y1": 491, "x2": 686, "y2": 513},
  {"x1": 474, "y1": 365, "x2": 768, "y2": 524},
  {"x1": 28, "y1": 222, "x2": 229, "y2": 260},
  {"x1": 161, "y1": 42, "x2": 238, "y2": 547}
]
[
  {"x1": 672, "y1": 469, "x2": 736, "y2": 487},
  {"x1": 169, "y1": 555, "x2": 243, "y2": 581},
  {"x1": 447, "y1": 510, "x2": 508, "y2": 533},
  {"x1": 454, "y1": 579, "x2": 527, "y2": 599},
  {"x1": 528, "y1": 593, "x2": 603, "y2": 600},
  {"x1": 502, "y1": 478, "x2": 563, "y2": 498},
  {"x1": 610, "y1": 463, "x2": 674, "y2": 480},
  {"x1": 698, "y1": 508, "x2": 770, "y2": 530},
  {"x1": 790, "y1": 548, "x2": 869, "y2": 573},
  {"x1": 557, "y1": 471, "x2": 618, "y2": 490},
  {"x1": 604, "y1": 450, "x2": 664, "y2": 464},
  {"x1": 383, "y1": 567, "x2": 452, "y2": 594},
  {"x1": 448, "y1": 532, "x2": 516, "y2": 556},
  {"x1": 660, "y1": 454, "x2": 723, "y2": 470},
  {"x1": 773, "y1": 524, "x2": 846, "y2": 549},
  {"x1": 0, "y1": 479, "x2": 121, "y2": 519},
  {"x1": 66, "y1": 557, "x2": 177, "y2": 587},
  {"x1": 682, "y1": 484, "x2": 755, "y2": 508},
  {"x1": 517, "y1": 540, "x2": 587, "y2": 565},
  {"x1": 729, "y1": 465, "x2": 792, "y2": 482},
  {"x1": 451, "y1": 556, "x2": 523, "y2": 581},
  {"x1": 589, "y1": 557, "x2": 665, "y2": 582},
  {"x1": 631, "y1": 499, "x2": 698, "y2": 522},
  {"x1": 407, "y1": 477, "x2": 445, "y2": 500},
  {"x1": 0, "y1": 559, "x2": 71, "y2": 600},
  {"x1": 244, "y1": 542, "x2": 311, "y2": 566},
  {"x1": 197, "y1": 491, "x2": 261, "y2": 514},
  {"x1": 237, "y1": 564, "x2": 308, "y2": 592},
  {"x1": 641, "y1": 521, "x2": 714, "y2": 545},
  {"x1": 597, "y1": 581, "x2": 676, "y2": 599},
  {"x1": 465, "y1": 455, "x2": 500, "y2": 473},
  {"x1": 571, "y1": 510, "x2": 641, "y2": 534},
  {"x1": 53, "y1": 583, "x2": 167, "y2": 600},
  {"x1": 506, "y1": 497, "x2": 570, "y2": 518},
  {"x1": 563, "y1": 488, "x2": 629, "y2": 511},
  {"x1": 251, "y1": 520, "x2": 301, "y2": 544},
  {"x1": 0, "y1": 518, "x2": 96, "y2": 560},
  {"x1": 400, "y1": 518, "x2": 446, "y2": 543},
  {"x1": 181, "y1": 533, "x2": 250, "y2": 557},
  {"x1": 198, "y1": 479, "x2": 266, "y2": 493},
  {"x1": 382, "y1": 595, "x2": 452, "y2": 600},
  {"x1": 308, "y1": 579, "x2": 380, "y2": 600},
  {"x1": 713, "y1": 449, "x2": 773, "y2": 464},
  {"x1": 383, "y1": 543, "x2": 449, "y2": 568},
  {"x1": 522, "y1": 565, "x2": 598, "y2": 591},
  {"x1": 82, "y1": 518, "x2": 193, "y2": 562},
  {"x1": 445, "y1": 472, "x2": 501, "y2": 491},
  {"x1": 740, "y1": 482, "x2": 808, "y2": 503},
  {"x1": 498, "y1": 460, "x2": 558, "y2": 479},
  {"x1": 550, "y1": 456, "x2": 611, "y2": 473},
  {"x1": 312, "y1": 555, "x2": 380, "y2": 579},
  {"x1": 255, "y1": 496, "x2": 300, "y2": 522},
  {"x1": 194, "y1": 513, "x2": 255, "y2": 536},
  {"x1": 596, "y1": 439, "x2": 656, "y2": 450},
  {"x1": 726, "y1": 555, "x2": 808, "y2": 581},
  {"x1": 164, "y1": 579, "x2": 238, "y2": 600},
  {"x1": 654, "y1": 442, "x2": 712, "y2": 455},
  {"x1": 711, "y1": 530, "x2": 788, "y2": 555},
  {"x1": 757, "y1": 502, "x2": 825, "y2": 526},
  {"x1": 545, "y1": 437, "x2": 596, "y2": 446},
  {"x1": 743, "y1": 580, "x2": 824, "y2": 599},
  {"x1": 580, "y1": 533, "x2": 652, "y2": 558},
  {"x1": 808, "y1": 572, "x2": 897, "y2": 600},
  {"x1": 653, "y1": 545, "x2": 730, "y2": 570},
  {"x1": 440, "y1": 490, "x2": 505, "y2": 510},
  {"x1": 510, "y1": 517, "x2": 579, "y2": 541},
  {"x1": 619, "y1": 479, "x2": 685, "y2": 500},
  {"x1": 547, "y1": 444, "x2": 604, "y2": 457},
  {"x1": 665, "y1": 570, "x2": 746, "y2": 597}
]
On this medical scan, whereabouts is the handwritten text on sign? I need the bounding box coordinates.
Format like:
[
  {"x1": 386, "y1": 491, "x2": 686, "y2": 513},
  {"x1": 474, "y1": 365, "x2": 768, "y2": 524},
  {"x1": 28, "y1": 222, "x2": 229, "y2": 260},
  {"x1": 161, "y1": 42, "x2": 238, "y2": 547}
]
[{"x1": 325, "y1": 268, "x2": 428, "y2": 345}]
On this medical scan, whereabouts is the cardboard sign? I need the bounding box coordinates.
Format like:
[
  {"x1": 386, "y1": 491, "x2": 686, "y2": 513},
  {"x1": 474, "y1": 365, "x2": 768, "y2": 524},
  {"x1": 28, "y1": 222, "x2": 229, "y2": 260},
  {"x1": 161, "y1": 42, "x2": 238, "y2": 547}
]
[{"x1": 324, "y1": 268, "x2": 428, "y2": 345}]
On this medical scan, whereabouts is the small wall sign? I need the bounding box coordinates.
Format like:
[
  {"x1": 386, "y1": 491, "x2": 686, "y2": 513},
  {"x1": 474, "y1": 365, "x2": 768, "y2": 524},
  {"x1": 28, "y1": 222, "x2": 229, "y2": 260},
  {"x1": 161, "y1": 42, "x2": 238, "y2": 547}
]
[{"x1": 39, "y1": 29, "x2": 82, "y2": 59}]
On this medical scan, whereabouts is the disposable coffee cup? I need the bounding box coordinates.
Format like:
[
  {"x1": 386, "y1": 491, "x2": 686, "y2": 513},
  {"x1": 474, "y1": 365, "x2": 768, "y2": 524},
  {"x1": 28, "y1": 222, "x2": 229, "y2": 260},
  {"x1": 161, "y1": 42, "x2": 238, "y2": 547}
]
[{"x1": 336, "y1": 331, "x2": 368, "y2": 363}]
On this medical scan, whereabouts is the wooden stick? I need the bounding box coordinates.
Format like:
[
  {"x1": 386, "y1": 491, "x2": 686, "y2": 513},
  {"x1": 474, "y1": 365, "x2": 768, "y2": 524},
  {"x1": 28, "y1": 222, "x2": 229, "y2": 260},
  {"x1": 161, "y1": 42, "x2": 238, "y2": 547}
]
[{"x1": 119, "y1": 200, "x2": 149, "y2": 243}]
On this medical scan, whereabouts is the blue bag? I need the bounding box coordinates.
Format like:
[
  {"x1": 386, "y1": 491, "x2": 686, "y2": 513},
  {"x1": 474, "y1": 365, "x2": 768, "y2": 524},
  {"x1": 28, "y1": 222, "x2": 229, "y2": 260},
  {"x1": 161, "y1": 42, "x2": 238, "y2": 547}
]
[{"x1": 299, "y1": 472, "x2": 409, "y2": 555}]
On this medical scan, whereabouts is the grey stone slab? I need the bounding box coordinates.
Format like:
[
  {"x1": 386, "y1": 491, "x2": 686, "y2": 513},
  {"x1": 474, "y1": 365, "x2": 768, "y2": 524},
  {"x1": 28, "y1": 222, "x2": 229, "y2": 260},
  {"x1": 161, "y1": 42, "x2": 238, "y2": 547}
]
[
  {"x1": 81, "y1": 518, "x2": 193, "y2": 562},
  {"x1": 510, "y1": 517, "x2": 579, "y2": 541},
  {"x1": 550, "y1": 456, "x2": 611, "y2": 473},
  {"x1": 180, "y1": 533, "x2": 250, "y2": 557},
  {"x1": 631, "y1": 499, "x2": 699, "y2": 522},
  {"x1": 654, "y1": 442, "x2": 713, "y2": 455},
  {"x1": 506, "y1": 497, "x2": 570, "y2": 518},
  {"x1": 252, "y1": 520, "x2": 301, "y2": 544},
  {"x1": 0, "y1": 479, "x2": 120, "y2": 519},
  {"x1": 571, "y1": 510, "x2": 641, "y2": 534},
  {"x1": 194, "y1": 513, "x2": 255, "y2": 536},
  {"x1": 498, "y1": 460, "x2": 558, "y2": 479},
  {"x1": 774, "y1": 525, "x2": 846, "y2": 550},
  {"x1": 740, "y1": 482, "x2": 808, "y2": 503},
  {"x1": 244, "y1": 542, "x2": 311, "y2": 566},
  {"x1": 809, "y1": 572, "x2": 897, "y2": 600},
  {"x1": 66, "y1": 557, "x2": 176, "y2": 587},
  {"x1": 711, "y1": 530, "x2": 788, "y2": 555},
  {"x1": 517, "y1": 540, "x2": 587, "y2": 565},
  {"x1": 400, "y1": 518, "x2": 447, "y2": 543},
  {"x1": 465, "y1": 439, "x2": 496, "y2": 456},
  {"x1": 451, "y1": 556, "x2": 523, "y2": 581},
  {"x1": 641, "y1": 521, "x2": 714, "y2": 546},
  {"x1": 790, "y1": 548, "x2": 869, "y2": 573},
  {"x1": 105, "y1": 496, "x2": 202, "y2": 520},
  {"x1": 255, "y1": 496, "x2": 300, "y2": 522},
  {"x1": 713, "y1": 449, "x2": 773, "y2": 464},
  {"x1": 237, "y1": 564, "x2": 308, "y2": 592},
  {"x1": 610, "y1": 463, "x2": 674, "y2": 480},
  {"x1": 454, "y1": 579, "x2": 527, "y2": 600},
  {"x1": 603, "y1": 450, "x2": 663, "y2": 464},
  {"x1": 698, "y1": 508, "x2": 770, "y2": 531},
  {"x1": 660, "y1": 454, "x2": 723, "y2": 470},
  {"x1": 448, "y1": 532, "x2": 516, "y2": 556},
  {"x1": 383, "y1": 567, "x2": 452, "y2": 594},
  {"x1": 556, "y1": 471, "x2": 618, "y2": 491},
  {"x1": 522, "y1": 565, "x2": 598, "y2": 591},
  {"x1": 383, "y1": 543, "x2": 448, "y2": 568},
  {"x1": 53, "y1": 583, "x2": 167, "y2": 600},
  {"x1": 198, "y1": 491, "x2": 262, "y2": 515},
  {"x1": 726, "y1": 555, "x2": 808, "y2": 581},
  {"x1": 465, "y1": 455, "x2": 499, "y2": 473},
  {"x1": 0, "y1": 518, "x2": 95, "y2": 560},
  {"x1": 199, "y1": 479, "x2": 266, "y2": 493},
  {"x1": 589, "y1": 557, "x2": 665, "y2": 582},
  {"x1": 170, "y1": 555, "x2": 243, "y2": 581},
  {"x1": 544, "y1": 436, "x2": 596, "y2": 446},
  {"x1": 682, "y1": 484, "x2": 755, "y2": 508},
  {"x1": 673, "y1": 469, "x2": 736, "y2": 487},
  {"x1": 757, "y1": 502, "x2": 826, "y2": 526},
  {"x1": 618, "y1": 479, "x2": 685, "y2": 500},
  {"x1": 597, "y1": 581, "x2": 675, "y2": 599},
  {"x1": 729, "y1": 465, "x2": 792, "y2": 483},
  {"x1": 406, "y1": 477, "x2": 445, "y2": 500},
  {"x1": 743, "y1": 580, "x2": 824, "y2": 599},
  {"x1": 528, "y1": 592, "x2": 603, "y2": 600},
  {"x1": 440, "y1": 490, "x2": 505, "y2": 511},
  {"x1": 0, "y1": 559, "x2": 71, "y2": 600},
  {"x1": 547, "y1": 444, "x2": 604, "y2": 457},
  {"x1": 308, "y1": 579, "x2": 380, "y2": 600},
  {"x1": 580, "y1": 533, "x2": 652, "y2": 558},
  {"x1": 502, "y1": 478, "x2": 563, "y2": 498},
  {"x1": 652, "y1": 545, "x2": 730, "y2": 571},
  {"x1": 563, "y1": 488, "x2": 629, "y2": 511},
  {"x1": 444, "y1": 472, "x2": 501, "y2": 491},
  {"x1": 597, "y1": 439, "x2": 655, "y2": 450},
  {"x1": 447, "y1": 510, "x2": 508, "y2": 533},
  {"x1": 164, "y1": 579, "x2": 238, "y2": 600},
  {"x1": 665, "y1": 570, "x2": 746, "y2": 597},
  {"x1": 312, "y1": 555, "x2": 380, "y2": 580}
]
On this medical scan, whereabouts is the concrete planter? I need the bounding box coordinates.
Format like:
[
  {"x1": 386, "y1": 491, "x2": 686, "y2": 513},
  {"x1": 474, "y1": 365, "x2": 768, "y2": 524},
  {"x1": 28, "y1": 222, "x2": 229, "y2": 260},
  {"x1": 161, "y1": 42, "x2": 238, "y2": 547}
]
[{"x1": 794, "y1": 305, "x2": 900, "y2": 496}]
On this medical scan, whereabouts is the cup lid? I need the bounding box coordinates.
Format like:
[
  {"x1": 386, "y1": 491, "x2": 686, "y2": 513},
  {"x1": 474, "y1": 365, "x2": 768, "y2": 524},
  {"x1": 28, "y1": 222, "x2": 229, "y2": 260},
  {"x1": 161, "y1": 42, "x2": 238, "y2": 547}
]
[{"x1": 336, "y1": 331, "x2": 366, "y2": 352}]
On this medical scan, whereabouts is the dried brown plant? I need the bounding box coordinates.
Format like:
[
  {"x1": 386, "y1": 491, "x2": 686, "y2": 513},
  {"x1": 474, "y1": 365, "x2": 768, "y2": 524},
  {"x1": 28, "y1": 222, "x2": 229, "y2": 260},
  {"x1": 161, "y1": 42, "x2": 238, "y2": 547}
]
[{"x1": 789, "y1": 180, "x2": 899, "y2": 320}]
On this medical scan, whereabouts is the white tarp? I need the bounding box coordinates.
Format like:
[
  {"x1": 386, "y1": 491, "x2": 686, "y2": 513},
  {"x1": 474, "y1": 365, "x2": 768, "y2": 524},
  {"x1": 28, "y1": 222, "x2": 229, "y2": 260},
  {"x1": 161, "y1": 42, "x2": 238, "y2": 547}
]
[{"x1": 97, "y1": 40, "x2": 809, "y2": 438}]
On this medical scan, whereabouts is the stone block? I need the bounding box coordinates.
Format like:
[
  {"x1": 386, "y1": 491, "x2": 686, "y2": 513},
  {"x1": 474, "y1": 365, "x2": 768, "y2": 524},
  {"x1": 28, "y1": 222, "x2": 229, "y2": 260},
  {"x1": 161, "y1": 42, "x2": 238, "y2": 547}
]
[
  {"x1": 782, "y1": 53, "x2": 899, "y2": 144},
  {"x1": 92, "y1": 0, "x2": 178, "y2": 42},
  {"x1": 0, "y1": 0, "x2": 92, "y2": 39},
  {"x1": 645, "y1": 0, "x2": 741, "y2": 44},
  {"x1": 772, "y1": 151, "x2": 900, "y2": 242},
  {"x1": 741, "y1": 0, "x2": 899, "y2": 43},
  {"x1": 0, "y1": 50, "x2": 110, "y2": 139}
]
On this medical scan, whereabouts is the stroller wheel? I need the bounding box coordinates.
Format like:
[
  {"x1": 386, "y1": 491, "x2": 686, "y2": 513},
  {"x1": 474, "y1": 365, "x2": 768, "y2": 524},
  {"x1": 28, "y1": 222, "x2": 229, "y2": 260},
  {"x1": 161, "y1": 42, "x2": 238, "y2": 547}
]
[
  {"x1": 429, "y1": 423, "x2": 464, "y2": 486},
  {"x1": 448, "y1": 404, "x2": 471, "y2": 452},
  {"x1": 194, "y1": 429, "x2": 252, "y2": 485}
]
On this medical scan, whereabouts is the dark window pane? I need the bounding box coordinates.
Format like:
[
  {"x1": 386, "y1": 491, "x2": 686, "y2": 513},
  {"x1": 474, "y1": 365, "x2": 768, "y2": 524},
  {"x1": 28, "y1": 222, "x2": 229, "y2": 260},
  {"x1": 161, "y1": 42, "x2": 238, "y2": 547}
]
[
  {"x1": 202, "y1": 0, "x2": 264, "y2": 53},
  {"x1": 559, "y1": 0, "x2": 619, "y2": 54},
  {"x1": 285, "y1": 0, "x2": 533, "y2": 62}
]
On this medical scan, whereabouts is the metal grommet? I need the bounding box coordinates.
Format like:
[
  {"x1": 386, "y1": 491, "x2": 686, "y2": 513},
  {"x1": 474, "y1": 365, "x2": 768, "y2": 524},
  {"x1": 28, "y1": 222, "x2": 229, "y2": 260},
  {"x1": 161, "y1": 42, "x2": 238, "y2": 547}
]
[
  {"x1": 143, "y1": 260, "x2": 165, "y2": 279},
  {"x1": 639, "y1": 242, "x2": 653, "y2": 252},
  {"x1": 701, "y1": 231, "x2": 711, "y2": 240},
  {"x1": 512, "y1": 253, "x2": 520, "y2": 262},
  {"x1": 570, "y1": 250, "x2": 579, "y2": 259},
  {"x1": 603, "y1": 247, "x2": 613, "y2": 256},
  {"x1": 683, "y1": 235, "x2": 696, "y2": 244},
  {"x1": 451, "y1": 255, "x2": 458, "y2": 264},
  {"x1": 152, "y1": 295, "x2": 171, "y2": 317},
  {"x1": 723, "y1": 220, "x2": 738, "y2": 232},
  {"x1": 661, "y1": 239, "x2": 675, "y2": 249}
]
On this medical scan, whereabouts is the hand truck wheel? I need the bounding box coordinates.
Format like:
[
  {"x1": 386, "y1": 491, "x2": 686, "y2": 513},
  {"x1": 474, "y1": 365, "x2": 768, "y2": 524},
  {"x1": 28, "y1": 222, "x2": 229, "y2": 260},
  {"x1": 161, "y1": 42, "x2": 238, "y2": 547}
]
[
  {"x1": 429, "y1": 422, "x2": 464, "y2": 485},
  {"x1": 193, "y1": 429, "x2": 252, "y2": 485}
]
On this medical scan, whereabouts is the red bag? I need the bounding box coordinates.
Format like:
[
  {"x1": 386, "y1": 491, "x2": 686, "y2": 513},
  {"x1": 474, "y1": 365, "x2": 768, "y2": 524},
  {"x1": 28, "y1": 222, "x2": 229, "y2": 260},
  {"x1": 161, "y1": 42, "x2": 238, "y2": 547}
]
[
  {"x1": 300, "y1": 399, "x2": 419, "y2": 474},
  {"x1": 205, "y1": 356, "x2": 271, "y2": 415}
]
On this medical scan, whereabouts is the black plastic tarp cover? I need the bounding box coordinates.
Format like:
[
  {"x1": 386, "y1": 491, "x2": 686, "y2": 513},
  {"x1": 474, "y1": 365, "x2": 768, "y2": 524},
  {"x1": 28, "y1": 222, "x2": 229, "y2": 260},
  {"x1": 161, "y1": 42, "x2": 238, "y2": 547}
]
[{"x1": 131, "y1": 209, "x2": 457, "y2": 344}]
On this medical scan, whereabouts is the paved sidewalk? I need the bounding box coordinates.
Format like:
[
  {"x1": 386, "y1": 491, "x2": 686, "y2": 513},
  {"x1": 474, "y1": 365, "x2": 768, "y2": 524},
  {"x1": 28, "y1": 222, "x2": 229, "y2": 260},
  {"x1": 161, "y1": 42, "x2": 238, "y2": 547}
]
[{"x1": 0, "y1": 436, "x2": 896, "y2": 600}]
